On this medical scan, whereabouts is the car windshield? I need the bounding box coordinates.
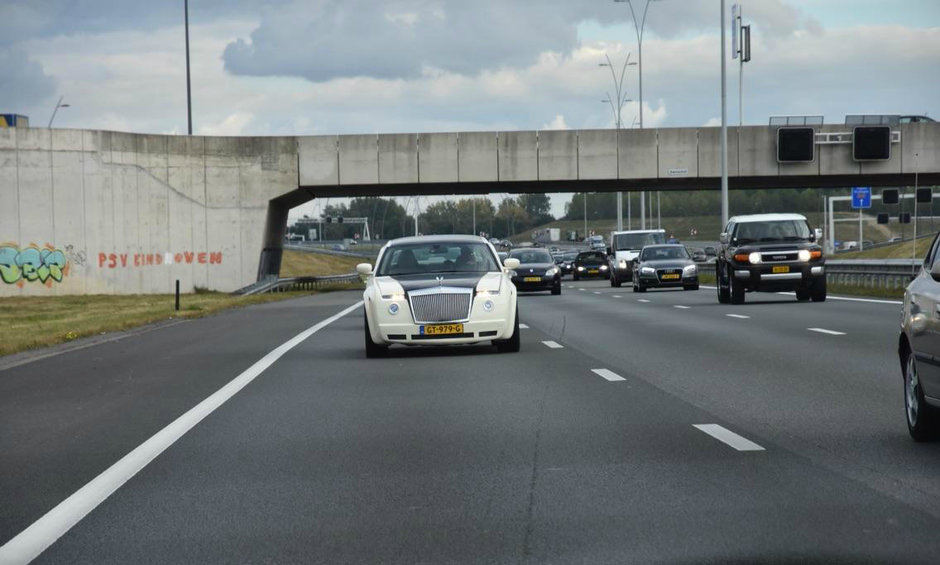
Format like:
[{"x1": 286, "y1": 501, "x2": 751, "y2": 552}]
[
  {"x1": 509, "y1": 249, "x2": 553, "y2": 264},
  {"x1": 376, "y1": 241, "x2": 499, "y2": 276},
  {"x1": 613, "y1": 232, "x2": 666, "y2": 251},
  {"x1": 577, "y1": 252, "x2": 606, "y2": 264},
  {"x1": 641, "y1": 246, "x2": 690, "y2": 261},
  {"x1": 734, "y1": 220, "x2": 811, "y2": 243}
]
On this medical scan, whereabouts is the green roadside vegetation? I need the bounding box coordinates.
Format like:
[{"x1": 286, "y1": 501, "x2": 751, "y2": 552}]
[
  {"x1": 279, "y1": 249, "x2": 367, "y2": 277},
  {"x1": 837, "y1": 236, "x2": 934, "y2": 260},
  {"x1": 694, "y1": 271, "x2": 903, "y2": 299}
]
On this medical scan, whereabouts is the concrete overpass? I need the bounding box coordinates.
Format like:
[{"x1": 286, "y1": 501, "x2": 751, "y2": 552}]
[{"x1": 1, "y1": 124, "x2": 938, "y2": 295}]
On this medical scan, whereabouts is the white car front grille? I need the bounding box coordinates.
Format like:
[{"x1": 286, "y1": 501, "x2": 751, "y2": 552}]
[{"x1": 408, "y1": 286, "x2": 473, "y2": 323}]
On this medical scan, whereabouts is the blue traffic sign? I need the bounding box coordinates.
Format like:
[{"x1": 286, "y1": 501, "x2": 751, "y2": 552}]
[{"x1": 852, "y1": 186, "x2": 872, "y2": 209}]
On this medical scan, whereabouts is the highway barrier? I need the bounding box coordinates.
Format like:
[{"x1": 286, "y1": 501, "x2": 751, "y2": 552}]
[
  {"x1": 697, "y1": 259, "x2": 920, "y2": 290},
  {"x1": 234, "y1": 273, "x2": 361, "y2": 295}
]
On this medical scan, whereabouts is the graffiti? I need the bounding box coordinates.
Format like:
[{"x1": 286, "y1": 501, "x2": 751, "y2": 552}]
[
  {"x1": 65, "y1": 244, "x2": 87, "y2": 267},
  {"x1": 0, "y1": 243, "x2": 70, "y2": 287},
  {"x1": 97, "y1": 251, "x2": 223, "y2": 268}
]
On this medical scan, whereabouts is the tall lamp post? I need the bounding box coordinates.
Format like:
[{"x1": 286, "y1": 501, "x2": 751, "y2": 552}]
[
  {"x1": 48, "y1": 96, "x2": 70, "y2": 128},
  {"x1": 615, "y1": 0, "x2": 661, "y2": 230},
  {"x1": 600, "y1": 54, "x2": 636, "y2": 231},
  {"x1": 184, "y1": 0, "x2": 193, "y2": 135}
]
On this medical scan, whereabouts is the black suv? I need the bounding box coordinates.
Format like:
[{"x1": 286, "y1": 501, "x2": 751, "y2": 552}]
[{"x1": 716, "y1": 213, "x2": 826, "y2": 304}]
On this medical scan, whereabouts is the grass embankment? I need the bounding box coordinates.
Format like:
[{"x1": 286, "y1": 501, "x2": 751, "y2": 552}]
[
  {"x1": 837, "y1": 236, "x2": 934, "y2": 260},
  {"x1": 695, "y1": 270, "x2": 904, "y2": 299},
  {"x1": 0, "y1": 291, "x2": 324, "y2": 357},
  {"x1": 279, "y1": 250, "x2": 368, "y2": 277}
]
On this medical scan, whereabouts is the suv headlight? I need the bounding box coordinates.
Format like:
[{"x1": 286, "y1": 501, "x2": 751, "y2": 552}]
[
  {"x1": 641, "y1": 266, "x2": 655, "y2": 275},
  {"x1": 798, "y1": 249, "x2": 811, "y2": 262},
  {"x1": 748, "y1": 252, "x2": 762, "y2": 264}
]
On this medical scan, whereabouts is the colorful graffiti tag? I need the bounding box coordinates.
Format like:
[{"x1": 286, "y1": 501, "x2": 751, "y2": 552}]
[{"x1": 0, "y1": 243, "x2": 71, "y2": 287}]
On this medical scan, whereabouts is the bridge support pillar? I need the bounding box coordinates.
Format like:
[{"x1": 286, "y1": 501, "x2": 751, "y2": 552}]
[{"x1": 257, "y1": 200, "x2": 290, "y2": 281}]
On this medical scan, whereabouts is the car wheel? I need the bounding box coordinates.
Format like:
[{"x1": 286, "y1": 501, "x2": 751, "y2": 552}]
[
  {"x1": 611, "y1": 273, "x2": 621, "y2": 287},
  {"x1": 811, "y1": 276, "x2": 827, "y2": 302},
  {"x1": 551, "y1": 282, "x2": 561, "y2": 295},
  {"x1": 795, "y1": 288, "x2": 810, "y2": 301},
  {"x1": 717, "y1": 264, "x2": 730, "y2": 304},
  {"x1": 904, "y1": 350, "x2": 938, "y2": 441},
  {"x1": 495, "y1": 309, "x2": 521, "y2": 353},
  {"x1": 635, "y1": 280, "x2": 646, "y2": 293},
  {"x1": 573, "y1": 273, "x2": 580, "y2": 281},
  {"x1": 364, "y1": 310, "x2": 387, "y2": 358},
  {"x1": 730, "y1": 271, "x2": 745, "y2": 304}
]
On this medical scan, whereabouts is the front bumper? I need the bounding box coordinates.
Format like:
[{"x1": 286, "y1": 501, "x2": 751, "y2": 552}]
[
  {"x1": 511, "y1": 275, "x2": 557, "y2": 291},
  {"x1": 731, "y1": 263, "x2": 825, "y2": 290},
  {"x1": 374, "y1": 319, "x2": 514, "y2": 344},
  {"x1": 574, "y1": 268, "x2": 609, "y2": 278},
  {"x1": 638, "y1": 274, "x2": 699, "y2": 288}
]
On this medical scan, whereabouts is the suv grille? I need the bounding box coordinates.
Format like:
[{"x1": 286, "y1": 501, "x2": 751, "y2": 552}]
[
  {"x1": 408, "y1": 287, "x2": 473, "y2": 323},
  {"x1": 760, "y1": 250, "x2": 799, "y2": 262}
]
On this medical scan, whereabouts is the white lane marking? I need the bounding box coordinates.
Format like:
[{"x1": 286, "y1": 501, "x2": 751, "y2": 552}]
[
  {"x1": 593, "y1": 291, "x2": 601, "y2": 295},
  {"x1": 674, "y1": 305, "x2": 691, "y2": 309},
  {"x1": 0, "y1": 301, "x2": 364, "y2": 565},
  {"x1": 578, "y1": 288, "x2": 586, "y2": 291},
  {"x1": 612, "y1": 295, "x2": 622, "y2": 298},
  {"x1": 726, "y1": 314, "x2": 750, "y2": 319},
  {"x1": 776, "y1": 291, "x2": 902, "y2": 305},
  {"x1": 542, "y1": 340, "x2": 564, "y2": 349},
  {"x1": 519, "y1": 323, "x2": 530, "y2": 329},
  {"x1": 808, "y1": 327, "x2": 846, "y2": 336},
  {"x1": 637, "y1": 299, "x2": 650, "y2": 303},
  {"x1": 693, "y1": 424, "x2": 765, "y2": 452},
  {"x1": 591, "y1": 368, "x2": 626, "y2": 382}
]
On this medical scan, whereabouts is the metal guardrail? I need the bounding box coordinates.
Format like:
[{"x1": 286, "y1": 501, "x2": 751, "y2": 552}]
[
  {"x1": 696, "y1": 259, "x2": 921, "y2": 290},
  {"x1": 235, "y1": 273, "x2": 362, "y2": 295}
]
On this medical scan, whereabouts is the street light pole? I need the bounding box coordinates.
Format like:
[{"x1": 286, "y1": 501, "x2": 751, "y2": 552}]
[
  {"x1": 47, "y1": 96, "x2": 70, "y2": 128},
  {"x1": 185, "y1": 0, "x2": 193, "y2": 135},
  {"x1": 720, "y1": 0, "x2": 730, "y2": 226},
  {"x1": 600, "y1": 53, "x2": 635, "y2": 232}
]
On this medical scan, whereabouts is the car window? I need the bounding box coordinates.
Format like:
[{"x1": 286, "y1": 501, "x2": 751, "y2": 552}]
[
  {"x1": 376, "y1": 242, "x2": 499, "y2": 275},
  {"x1": 641, "y1": 247, "x2": 689, "y2": 261},
  {"x1": 509, "y1": 250, "x2": 553, "y2": 264},
  {"x1": 734, "y1": 220, "x2": 810, "y2": 243}
]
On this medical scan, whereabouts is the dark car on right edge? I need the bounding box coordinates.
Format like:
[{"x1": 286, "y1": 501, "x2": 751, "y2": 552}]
[{"x1": 716, "y1": 213, "x2": 826, "y2": 304}]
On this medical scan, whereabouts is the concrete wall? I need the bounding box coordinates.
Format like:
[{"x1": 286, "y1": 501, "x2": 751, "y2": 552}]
[{"x1": 0, "y1": 128, "x2": 298, "y2": 296}]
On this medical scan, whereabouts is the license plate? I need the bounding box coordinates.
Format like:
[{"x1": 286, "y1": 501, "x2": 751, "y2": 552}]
[
  {"x1": 661, "y1": 273, "x2": 680, "y2": 280},
  {"x1": 420, "y1": 323, "x2": 464, "y2": 335},
  {"x1": 588, "y1": 269, "x2": 599, "y2": 274},
  {"x1": 523, "y1": 276, "x2": 541, "y2": 282},
  {"x1": 772, "y1": 265, "x2": 790, "y2": 273}
]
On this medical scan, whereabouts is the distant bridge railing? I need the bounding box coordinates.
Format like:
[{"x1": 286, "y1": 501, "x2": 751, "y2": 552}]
[{"x1": 235, "y1": 273, "x2": 362, "y2": 295}]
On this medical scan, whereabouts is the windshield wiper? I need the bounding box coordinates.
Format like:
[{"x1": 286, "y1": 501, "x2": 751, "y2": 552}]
[{"x1": 782, "y1": 236, "x2": 808, "y2": 241}]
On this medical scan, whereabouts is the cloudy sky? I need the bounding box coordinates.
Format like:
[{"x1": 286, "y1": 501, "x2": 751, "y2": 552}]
[{"x1": 4, "y1": 0, "x2": 939, "y2": 219}]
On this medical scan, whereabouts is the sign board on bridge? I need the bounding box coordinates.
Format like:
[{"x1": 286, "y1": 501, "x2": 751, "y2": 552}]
[
  {"x1": 851, "y1": 186, "x2": 871, "y2": 209},
  {"x1": 667, "y1": 168, "x2": 689, "y2": 177}
]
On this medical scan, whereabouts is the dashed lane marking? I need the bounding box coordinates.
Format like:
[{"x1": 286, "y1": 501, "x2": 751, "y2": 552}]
[
  {"x1": 637, "y1": 299, "x2": 650, "y2": 303},
  {"x1": 542, "y1": 340, "x2": 564, "y2": 349},
  {"x1": 591, "y1": 368, "x2": 626, "y2": 382},
  {"x1": 613, "y1": 295, "x2": 622, "y2": 298},
  {"x1": 593, "y1": 291, "x2": 601, "y2": 295},
  {"x1": 807, "y1": 327, "x2": 846, "y2": 336},
  {"x1": 674, "y1": 305, "x2": 691, "y2": 309},
  {"x1": 693, "y1": 424, "x2": 765, "y2": 451},
  {"x1": 726, "y1": 314, "x2": 750, "y2": 319},
  {"x1": 519, "y1": 323, "x2": 530, "y2": 329}
]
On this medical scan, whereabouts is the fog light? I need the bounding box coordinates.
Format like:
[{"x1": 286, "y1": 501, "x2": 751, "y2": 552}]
[
  {"x1": 388, "y1": 303, "x2": 400, "y2": 315},
  {"x1": 483, "y1": 300, "x2": 494, "y2": 312}
]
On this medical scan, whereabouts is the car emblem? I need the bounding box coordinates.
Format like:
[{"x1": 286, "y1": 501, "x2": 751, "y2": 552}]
[
  {"x1": 436, "y1": 275, "x2": 444, "y2": 286},
  {"x1": 772, "y1": 255, "x2": 786, "y2": 260}
]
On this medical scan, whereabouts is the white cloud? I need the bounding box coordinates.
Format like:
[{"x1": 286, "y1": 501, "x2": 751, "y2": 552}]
[
  {"x1": 198, "y1": 112, "x2": 255, "y2": 136},
  {"x1": 703, "y1": 117, "x2": 721, "y2": 127},
  {"x1": 541, "y1": 114, "x2": 569, "y2": 130}
]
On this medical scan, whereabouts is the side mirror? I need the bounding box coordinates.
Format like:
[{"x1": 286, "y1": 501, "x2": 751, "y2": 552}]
[
  {"x1": 606, "y1": 247, "x2": 613, "y2": 256},
  {"x1": 356, "y1": 263, "x2": 372, "y2": 276},
  {"x1": 930, "y1": 260, "x2": 940, "y2": 282},
  {"x1": 503, "y1": 258, "x2": 520, "y2": 270},
  {"x1": 813, "y1": 228, "x2": 823, "y2": 242},
  {"x1": 719, "y1": 232, "x2": 730, "y2": 245}
]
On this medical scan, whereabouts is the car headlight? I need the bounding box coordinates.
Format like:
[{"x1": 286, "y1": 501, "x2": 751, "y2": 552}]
[
  {"x1": 388, "y1": 302, "x2": 400, "y2": 315},
  {"x1": 683, "y1": 265, "x2": 697, "y2": 275},
  {"x1": 483, "y1": 300, "x2": 494, "y2": 312},
  {"x1": 544, "y1": 268, "x2": 557, "y2": 276},
  {"x1": 577, "y1": 266, "x2": 585, "y2": 271},
  {"x1": 619, "y1": 260, "x2": 627, "y2": 269},
  {"x1": 748, "y1": 252, "x2": 762, "y2": 265},
  {"x1": 641, "y1": 266, "x2": 655, "y2": 275},
  {"x1": 599, "y1": 265, "x2": 608, "y2": 270},
  {"x1": 798, "y1": 249, "x2": 811, "y2": 262}
]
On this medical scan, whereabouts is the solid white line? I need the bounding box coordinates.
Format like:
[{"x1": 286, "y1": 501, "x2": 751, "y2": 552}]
[
  {"x1": 674, "y1": 305, "x2": 691, "y2": 309},
  {"x1": 775, "y1": 291, "x2": 902, "y2": 305},
  {"x1": 519, "y1": 323, "x2": 530, "y2": 329},
  {"x1": 693, "y1": 424, "x2": 765, "y2": 451},
  {"x1": 726, "y1": 314, "x2": 750, "y2": 319},
  {"x1": 808, "y1": 327, "x2": 846, "y2": 336},
  {"x1": 591, "y1": 368, "x2": 626, "y2": 382},
  {"x1": 0, "y1": 301, "x2": 364, "y2": 565},
  {"x1": 637, "y1": 299, "x2": 650, "y2": 303},
  {"x1": 612, "y1": 295, "x2": 622, "y2": 299},
  {"x1": 542, "y1": 340, "x2": 564, "y2": 349}
]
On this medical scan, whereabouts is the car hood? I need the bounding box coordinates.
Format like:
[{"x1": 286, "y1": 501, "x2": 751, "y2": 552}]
[
  {"x1": 384, "y1": 272, "x2": 491, "y2": 292},
  {"x1": 641, "y1": 260, "x2": 693, "y2": 269},
  {"x1": 513, "y1": 263, "x2": 554, "y2": 274}
]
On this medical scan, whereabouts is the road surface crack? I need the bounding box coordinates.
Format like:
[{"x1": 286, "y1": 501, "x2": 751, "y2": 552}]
[{"x1": 521, "y1": 382, "x2": 548, "y2": 560}]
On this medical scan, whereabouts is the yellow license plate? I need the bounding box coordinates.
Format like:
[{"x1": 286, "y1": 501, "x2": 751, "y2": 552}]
[
  {"x1": 421, "y1": 323, "x2": 464, "y2": 336},
  {"x1": 661, "y1": 273, "x2": 680, "y2": 280},
  {"x1": 772, "y1": 265, "x2": 790, "y2": 273},
  {"x1": 588, "y1": 269, "x2": 599, "y2": 274},
  {"x1": 523, "y1": 276, "x2": 541, "y2": 282}
]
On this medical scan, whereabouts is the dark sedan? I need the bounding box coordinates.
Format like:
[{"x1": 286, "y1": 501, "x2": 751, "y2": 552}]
[
  {"x1": 507, "y1": 248, "x2": 561, "y2": 294},
  {"x1": 558, "y1": 251, "x2": 578, "y2": 276},
  {"x1": 573, "y1": 251, "x2": 610, "y2": 280},
  {"x1": 632, "y1": 244, "x2": 699, "y2": 292}
]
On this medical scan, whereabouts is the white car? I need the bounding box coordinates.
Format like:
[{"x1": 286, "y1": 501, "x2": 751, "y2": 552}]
[{"x1": 357, "y1": 235, "x2": 521, "y2": 357}]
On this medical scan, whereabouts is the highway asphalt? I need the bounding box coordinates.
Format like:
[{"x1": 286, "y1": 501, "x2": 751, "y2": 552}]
[{"x1": 2, "y1": 282, "x2": 940, "y2": 564}]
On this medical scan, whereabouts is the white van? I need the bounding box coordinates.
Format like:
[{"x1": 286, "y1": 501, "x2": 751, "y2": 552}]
[{"x1": 607, "y1": 229, "x2": 667, "y2": 287}]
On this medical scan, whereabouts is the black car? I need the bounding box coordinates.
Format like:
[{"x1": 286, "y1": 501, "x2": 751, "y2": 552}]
[
  {"x1": 704, "y1": 246, "x2": 717, "y2": 257},
  {"x1": 689, "y1": 247, "x2": 707, "y2": 262},
  {"x1": 716, "y1": 213, "x2": 826, "y2": 304},
  {"x1": 573, "y1": 251, "x2": 610, "y2": 280},
  {"x1": 507, "y1": 248, "x2": 561, "y2": 294},
  {"x1": 632, "y1": 245, "x2": 699, "y2": 292},
  {"x1": 558, "y1": 252, "x2": 578, "y2": 276}
]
